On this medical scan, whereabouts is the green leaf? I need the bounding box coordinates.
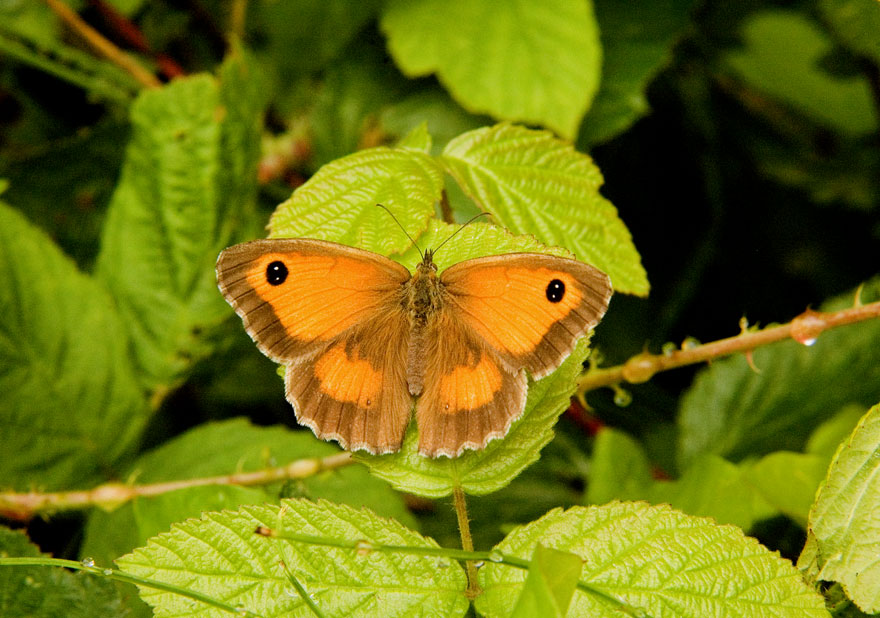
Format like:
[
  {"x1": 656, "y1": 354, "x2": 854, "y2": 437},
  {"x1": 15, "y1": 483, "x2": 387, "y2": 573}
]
[
  {"x1": 117, "y1": 499, "x2": 469, "y2": 617},
  {"x1": 820, "y1": 0, "x2": 880, "y2": 65},
  {"x1": 587, "y1": 430, "x2": 777, "y2": 530},
  {"x1": 806, "y1": 404, "x2": 866, "y2": 458},
  {"x1": 798, "y1": 403, "x2": 880, "y2": 613},
  {"x1": 269, "y1": 146, "x2": 443, "y2": 255},
  {"x1": 678, "y1": 278, "x2": 880, "y2": 466},
  {"x1": 724, "y1": 10, "x2": 878, "y2": 137},
  {"x1": 477, "y1": 502, "x2": 829, "y2": 618},
  {"x1": 0, "y1": 203, "x2": 149, "y2": 490},
  {"x1": 510, "y1": 545, "x2": 582, "y2": 618},
  {"x1": 0, "y1": 526, "x2": 138, "y2": 618},
  {"x1": 396, "y1": 122, "x2": 432, "y2": 153},
  {"x1": 81, "y1": 418, "x2": 416, "y2": 566},
  {"x1": 743, "y1": 451, "x2": 827, "y2": 527},
  {"x1": 440, "y1": 123, "x2": 648, "y2": 295},
  {"x1": 578, "y1": 0, "x2": 695, "y2": 146},
  {"x1": 381, "y1": 0, "x2": 601, "y2": 138},
  {"x1": 648, "y1": 455, "x2": 778, "y2": 531},
  {"x1": 585, "y1": 428, "x2": 653, "y2": 505},
  {"x1": 95, "y1": 51, "x2": 264, "y2": 393}
]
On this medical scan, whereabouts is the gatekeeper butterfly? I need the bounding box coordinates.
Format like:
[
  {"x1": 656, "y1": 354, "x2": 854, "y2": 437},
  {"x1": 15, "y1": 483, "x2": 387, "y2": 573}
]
[{"x1": 216, "y1": 229, "x2": 611, "y2": 457}]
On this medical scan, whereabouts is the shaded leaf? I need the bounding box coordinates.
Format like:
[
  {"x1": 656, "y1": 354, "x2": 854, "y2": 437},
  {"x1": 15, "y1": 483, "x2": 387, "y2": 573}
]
[
  {"x1": 0, "y1": 526, "x2": 137, "y2": 618},
  {"x1": 0, "y1": 203, "x2": 149, "y2": 490},
  {"x1": 587, "y1": 429, "x2": 777, "y2": 530},
  {"x1": 579, "y1": 0, "x2": 695, "y2": 146},
  {"x1": 381, "y1": 0, "x2": 600, "y2": 138},
  {"x1": 744, "y1": 451, "x2": 827, "y2": 527},
  {"x1": 819, "y1": 0, "x2": 880, "y2": 65}
]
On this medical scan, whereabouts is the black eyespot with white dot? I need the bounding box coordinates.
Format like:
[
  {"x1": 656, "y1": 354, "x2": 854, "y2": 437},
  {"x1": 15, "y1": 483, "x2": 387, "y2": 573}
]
[
  {"x1": 266, "y1": 261, "x2": 288, "y2": 286},
  {"x1": 545, "y1": 278, "x2": 565, "y2": 303}
]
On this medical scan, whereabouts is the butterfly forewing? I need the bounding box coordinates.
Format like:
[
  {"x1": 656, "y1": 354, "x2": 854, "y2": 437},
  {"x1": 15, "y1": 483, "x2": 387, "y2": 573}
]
[{"x1": 440, "y1": 253, "x2": 612, "y2": 379}]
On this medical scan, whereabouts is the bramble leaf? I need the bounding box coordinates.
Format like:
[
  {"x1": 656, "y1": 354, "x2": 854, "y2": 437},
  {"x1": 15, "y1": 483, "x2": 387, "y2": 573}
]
[
  {"x1": 96, "y1": 51, "x2": 265, "y2": 393},
  {"x1": 0, "y1": 203, "x2": 149, "y2": 490},
  {"x1": 269, "y1": 146, "x2": 442, "y2": 255},
  {"x1": 381, "y1": 0, "x2": 600, "y2": 138},
  {"x1": 118, "y1": 499, "x2": 468, "y2": 617},
  {"x1": 799, "y1": 403, "x2": 880, "y2": 613},
  {"x1": 441, "y1": 123, "x2": 648, "y2": 295},
  {"x1": 478, "y1": 502, "x2": 829, "y2": 618}
]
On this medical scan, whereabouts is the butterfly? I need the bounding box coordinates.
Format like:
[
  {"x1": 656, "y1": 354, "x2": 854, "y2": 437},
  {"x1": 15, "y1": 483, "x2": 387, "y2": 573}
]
[{"x1": 216, "y1": 235, "x2": 612, "y2": 457}]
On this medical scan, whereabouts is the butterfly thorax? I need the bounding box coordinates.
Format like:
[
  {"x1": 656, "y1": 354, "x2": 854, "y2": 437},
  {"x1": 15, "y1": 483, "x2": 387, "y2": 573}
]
[{"x1": 403, "y1": 250, "x2": 445, "y2": 396}]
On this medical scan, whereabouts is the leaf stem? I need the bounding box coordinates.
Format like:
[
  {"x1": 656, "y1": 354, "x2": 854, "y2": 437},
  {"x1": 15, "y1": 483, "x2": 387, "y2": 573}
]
[
  {"x1": 452, "y1": 485, "x2": 481, "y2": 599},
  {"x1": 580, "y1": 298, "x2": 880, "y2": 393},
  {"x1": 0, "y1": 556, "x2": 263, "y2": 617},
  {"x1": 43, "y1": 0, "x2": 161, "y2": 89},
  {"x1": 0, "y1": 452, "x2": 352, "y2": 520}
]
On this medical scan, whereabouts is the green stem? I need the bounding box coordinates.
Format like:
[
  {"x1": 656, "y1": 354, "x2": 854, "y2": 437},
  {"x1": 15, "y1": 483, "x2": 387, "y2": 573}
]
[{"x1": 452, "y1": 485, "x2": 481, "y2": 599}]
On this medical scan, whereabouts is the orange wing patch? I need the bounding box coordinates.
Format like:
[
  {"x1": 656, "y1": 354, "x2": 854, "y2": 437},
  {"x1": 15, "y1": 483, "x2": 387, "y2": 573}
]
[
  {"x1": 451, "y1": 266, "x2": 583, "y2": 355},
  {"x1": 247, "y1": 253, "x2": 397, "y2": 342},
  {"x1": 313, "y1": 343, "x2": 382, "y2": 408},
  {"x1": 436, "y1": 353, "x2": 502, "y2": 414}
]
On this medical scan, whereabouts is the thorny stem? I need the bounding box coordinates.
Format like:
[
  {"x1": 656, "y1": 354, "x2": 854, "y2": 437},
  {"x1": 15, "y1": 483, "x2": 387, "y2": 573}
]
[
  {"x1": 44, "y1": 0, "x2": 161, "y2": 89},
  {"x1": 0, "y1": 452, "x2": 352, "y2": 521},
  {"x1": 452, "y1": 485, "x2": 481, "y2": 599},
  {"x1": 580, "y1": 297, "x2": 880, "y2": 393}
]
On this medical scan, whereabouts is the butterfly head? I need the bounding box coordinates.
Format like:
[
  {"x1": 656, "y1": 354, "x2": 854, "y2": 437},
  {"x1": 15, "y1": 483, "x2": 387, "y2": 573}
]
[{"x1": 419, "y1": 248, "x2": 439, "y2": 274}]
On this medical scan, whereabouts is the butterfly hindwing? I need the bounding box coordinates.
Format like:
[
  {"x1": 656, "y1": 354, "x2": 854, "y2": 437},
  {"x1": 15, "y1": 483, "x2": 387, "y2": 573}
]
[
  {"x1": 415, "y1": 306, "x2": 527, "y2": 457},
  {"x1": 286, "y1": 312, "x2": 413, "y2": 454}
]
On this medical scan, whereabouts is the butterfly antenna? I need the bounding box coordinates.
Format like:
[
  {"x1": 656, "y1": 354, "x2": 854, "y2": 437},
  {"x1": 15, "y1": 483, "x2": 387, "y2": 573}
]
[
  {"x1": 376, "y1": 203, "x2": 423, "y2": 259},
  {"x1": 432, "y1": 211, "x2": 491, "y2": 256}
]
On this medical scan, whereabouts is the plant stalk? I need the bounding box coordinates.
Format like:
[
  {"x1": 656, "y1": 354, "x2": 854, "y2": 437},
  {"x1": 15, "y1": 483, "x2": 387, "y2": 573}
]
[{"x1": 452, "y1": 485, "x2": 481, "y2": 599}]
